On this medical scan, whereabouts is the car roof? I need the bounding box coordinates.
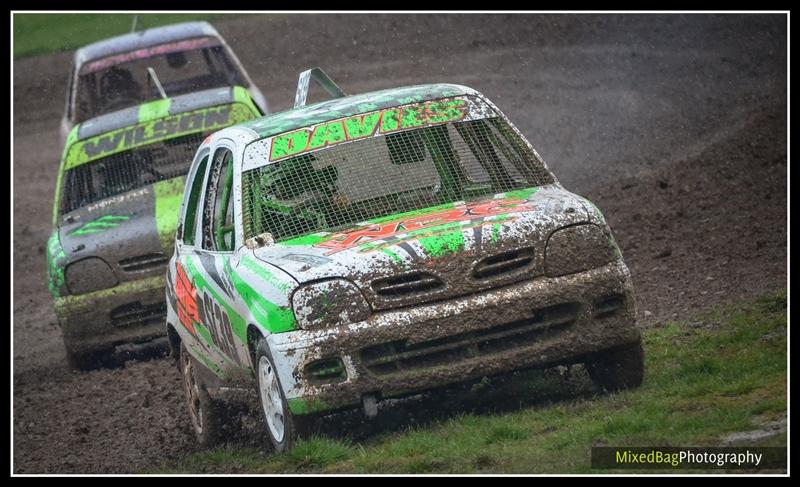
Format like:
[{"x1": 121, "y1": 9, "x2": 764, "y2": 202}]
[
  {"x1": 239, "y1": 83, "x2": 481, "y2": 140},
  {"x1": 73, "y1": 86, "x2": 249, "y2": 142},
  {"x1": 74, "y1": 21, "x2": 221, "y2": 66}
]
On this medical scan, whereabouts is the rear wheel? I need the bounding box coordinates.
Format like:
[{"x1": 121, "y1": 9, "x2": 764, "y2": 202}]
[
  {"x1": 255, "y1": 338, "x2": 313, "y2": 452},
  {"x1": 180, "y1": 343, "x2": 222, "y2": 447},
  {"x1": 585, "y1": 339, "x2": 645, "y2": 391}
]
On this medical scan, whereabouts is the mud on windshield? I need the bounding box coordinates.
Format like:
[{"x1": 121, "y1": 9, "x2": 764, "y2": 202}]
[{"x1": 242, "y1": 103, "x2": 556, "y2": 243}]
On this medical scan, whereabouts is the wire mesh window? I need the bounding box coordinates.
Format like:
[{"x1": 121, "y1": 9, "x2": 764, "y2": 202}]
[
  {"x1": 242, "y1": 116, "x2": 554, "y2": 243},
  {"x1": 61, "y1": 132, "x2": 205, "y2": 215}
]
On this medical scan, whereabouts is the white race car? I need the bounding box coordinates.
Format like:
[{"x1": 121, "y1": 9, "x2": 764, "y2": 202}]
[{"x1": 166, "y1": 69, "x2": 644, "y2": 452}]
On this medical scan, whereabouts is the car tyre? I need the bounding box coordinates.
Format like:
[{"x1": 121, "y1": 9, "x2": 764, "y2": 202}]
[
  {"x1": 255, "y1": 338, "x2": 313, "y2": 452},
  {"x1": 585, "y1": 339, "x2": 645, "y2": 392},
  {"x1": 180, "y1": 343, "x2": 222, "y2": 447}
]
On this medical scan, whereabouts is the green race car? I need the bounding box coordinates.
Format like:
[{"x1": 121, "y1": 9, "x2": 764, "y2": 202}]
[
  {"x1": 48, "y1": 85, "x2": 263, "y2": 369},
  {"x1": 166, "y1": 69, "x2": 644, "y2": 451}
]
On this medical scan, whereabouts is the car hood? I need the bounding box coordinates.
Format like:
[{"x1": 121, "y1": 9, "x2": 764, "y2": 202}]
[
  {"x1": 252, "y1": 185, "x2": 593, "y2": 310},
  {"x1": 56, "y1": 178, "x2": 184, "y2": 284}
]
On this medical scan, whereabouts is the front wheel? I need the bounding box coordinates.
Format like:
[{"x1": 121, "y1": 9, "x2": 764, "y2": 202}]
[
  {"x1": 585, "y1": 339, "x2": 645, "y2": 392},
  {"x1": 255, "y1": 339, "x2": 313, "y2": 452},
  {"x1": 180, "y1": 343, "x2": 222, "y2": 447}
]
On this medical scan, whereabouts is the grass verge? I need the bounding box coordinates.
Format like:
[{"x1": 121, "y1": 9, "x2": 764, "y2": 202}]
[
  {"x1": 156, "y1": 290, "x2": 787, "y2": 474},
  {"x1": 12, "y1": 13, "x2": 235, "y2": 59}
]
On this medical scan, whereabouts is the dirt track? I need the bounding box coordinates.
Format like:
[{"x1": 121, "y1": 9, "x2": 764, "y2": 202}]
[{"x1": 12, "y1": 14, "x2": 787, "y2": 473}]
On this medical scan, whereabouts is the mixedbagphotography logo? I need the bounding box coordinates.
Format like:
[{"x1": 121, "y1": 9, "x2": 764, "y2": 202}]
[{"x1": 591, "y1": 447, "x2": 787, "y2": 470}]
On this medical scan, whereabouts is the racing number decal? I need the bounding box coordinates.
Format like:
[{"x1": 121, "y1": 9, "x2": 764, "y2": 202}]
[
  {"x1": 175, "y1": 260, "x2": 241, "y2": 366},
  {"x1": 316, "y1": 197, "x2": 536, "y2": 254},
  {"x1": 198, "y1": 292, "x2": 240, "y2": 364}
]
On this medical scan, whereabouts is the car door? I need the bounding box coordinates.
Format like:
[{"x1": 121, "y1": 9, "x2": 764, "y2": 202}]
[
  {"x1": 172, "y1": 146, "x2": 222, "y2": 369},
  {"x1": 180, "y1": 140, "x2": 248, "y2": 371}
]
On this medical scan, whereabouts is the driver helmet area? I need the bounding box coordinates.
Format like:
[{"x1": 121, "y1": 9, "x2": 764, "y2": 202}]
[{"x1": 99, "y1": 66, "x2": 143, "y2": 111}]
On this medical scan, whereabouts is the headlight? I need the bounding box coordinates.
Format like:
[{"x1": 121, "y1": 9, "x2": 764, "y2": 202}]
[
  {"x1": 64, "y1": 257, "x2": 119, "y2": 294},
  {"x1": 544, "y1": 224, "x2": 617, "y2": 277},
  {"x1": 291, "y1": 279, "x2": 371, "y2": 330}
]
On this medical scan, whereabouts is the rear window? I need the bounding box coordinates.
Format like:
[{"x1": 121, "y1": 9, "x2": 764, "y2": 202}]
[
  {"x1": 241, "y1": 101, "x2": 554, "y2": 242},
  {"x1": 74, "y1": 37, "x2": 246, "y2": 122}
]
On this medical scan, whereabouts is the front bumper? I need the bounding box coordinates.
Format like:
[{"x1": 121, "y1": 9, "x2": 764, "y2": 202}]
[
  {"x1": 269, "y1": 260, "x2": 640, "y2": 415},
  {"x1": 54, "y1": 275, "x2": 167, "y2": 354}
]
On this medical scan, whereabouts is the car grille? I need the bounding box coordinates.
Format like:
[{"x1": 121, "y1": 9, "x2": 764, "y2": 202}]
[
  {"x1": 119, "y1": 252, "x2": 170, "y2": 272},
  {"x1": 360, "y1": 302, "x2": 581, "y2": 375},
  {"x1": 369, "y1": 246, "x2": 536, "y2": 306}
]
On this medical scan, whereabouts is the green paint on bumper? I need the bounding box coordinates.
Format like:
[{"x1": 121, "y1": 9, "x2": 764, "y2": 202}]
[
  {"x1": 287, "y1": 396, "x2": 332, "y2": 415},
  {"x1": 53, "y1": 274, "x2": 165, "y2": 317}
]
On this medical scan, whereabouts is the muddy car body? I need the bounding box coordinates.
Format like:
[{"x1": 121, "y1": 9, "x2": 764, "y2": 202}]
[
  {"x1": 60, "y1": 21, "x2": 268, "y2": 144},
  {"x1": 47, "y1": 86, "x2": 263, "y2": 369},
  {"x1": 166, "y1": 78, "x2": 644, "y2": 450}
]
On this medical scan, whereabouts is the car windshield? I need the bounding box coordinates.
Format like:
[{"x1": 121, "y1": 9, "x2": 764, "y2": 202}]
[
  {"x1": 241, "y1": 106, "x2": 555, "y2": 243},
  {"x1": 60, "y1": 132, "x2": 205, "y2": 215},
  {"x1": 74, "y1": 37, "x2": 246, "y2": 122}
]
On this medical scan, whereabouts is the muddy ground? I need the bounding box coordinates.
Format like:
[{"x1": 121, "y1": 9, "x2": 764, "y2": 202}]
[{"x1": 12, "y1": 14, "x2": 787, "y2": 473}]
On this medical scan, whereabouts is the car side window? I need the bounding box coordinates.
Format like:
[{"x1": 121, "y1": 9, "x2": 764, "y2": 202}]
[
  {"x1": 181, "y1": 154, "x2": 209, "y2": 246},
  {"x1": 202, "y1": 147, "x2": 236, "y2": 252}
]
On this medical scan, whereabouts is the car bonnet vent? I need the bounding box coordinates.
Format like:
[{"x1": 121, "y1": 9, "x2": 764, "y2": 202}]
[
  {"x1": 472, "y1": 247, "x2": 535, "y2": 279},
  {"x1": 372, "y1": 272, "x2": 444, "y2": 297}
]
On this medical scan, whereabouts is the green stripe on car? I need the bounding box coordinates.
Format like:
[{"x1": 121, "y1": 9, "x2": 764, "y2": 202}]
[
  {"x1": 418, "y1": 229, "x2": 466, "y2": 257},
  {"x1": 184, "y1": 256, "x2": 248, "y2": 343},
  {"x1": 138, "y1": 98, "x2": 172, "y2": 122},
  {"x1": 228, "y1": 263, "x2": 296, "y2": 334},
  {"x1": 154, "y1": 176, "x2": 185, "y2": 252}
]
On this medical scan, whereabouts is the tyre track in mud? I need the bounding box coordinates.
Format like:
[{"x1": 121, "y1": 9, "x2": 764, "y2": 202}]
[{"x1": 13, "y1": 14, "x2": 786, "y2": 473}]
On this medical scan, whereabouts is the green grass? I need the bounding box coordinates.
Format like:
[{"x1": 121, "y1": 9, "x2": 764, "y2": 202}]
[
  {"x1": 12, "y1": 13, "x2": 236, "y2": 59},
  {"x1": 155, "y1": 290, "x2": 787, "y2": 474}
]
